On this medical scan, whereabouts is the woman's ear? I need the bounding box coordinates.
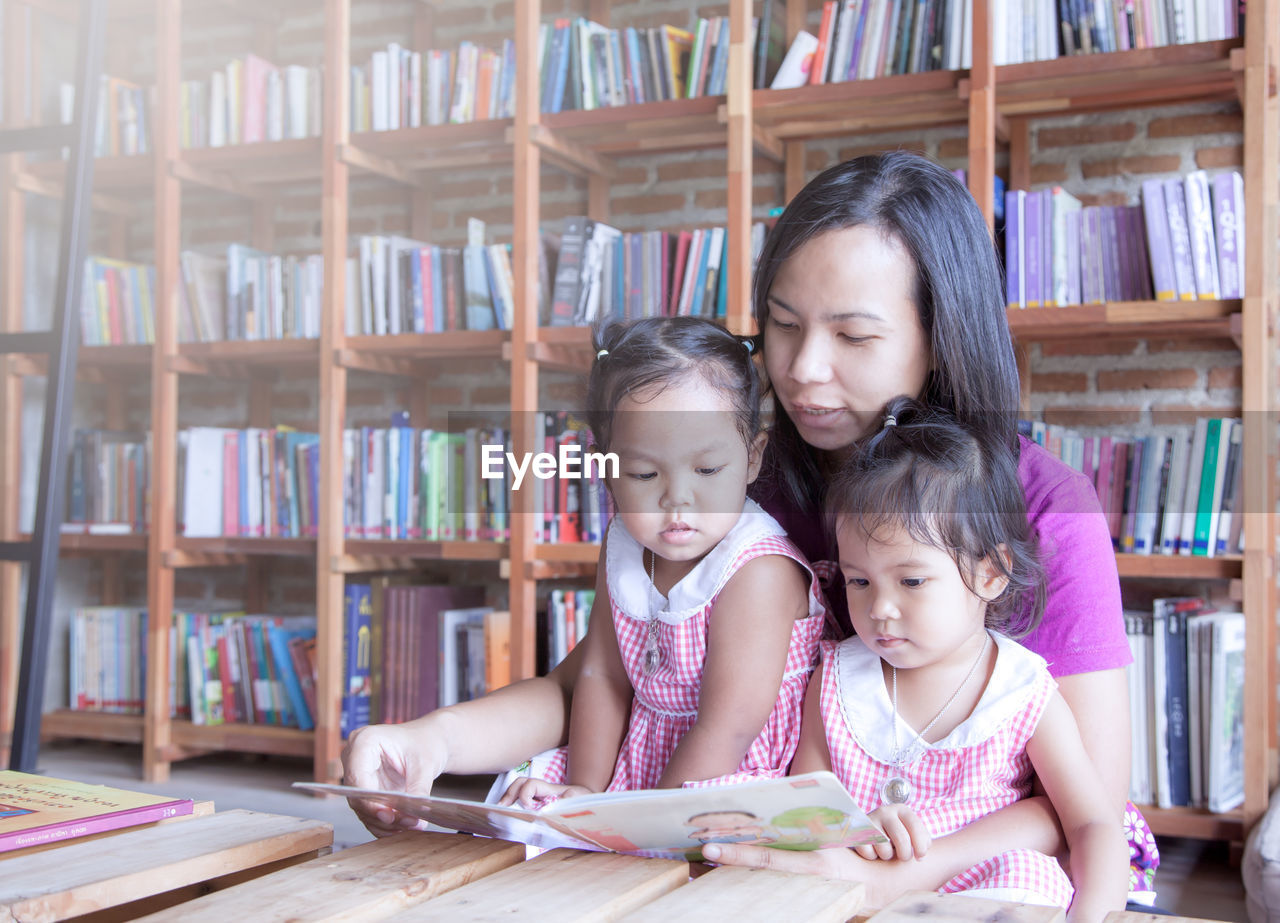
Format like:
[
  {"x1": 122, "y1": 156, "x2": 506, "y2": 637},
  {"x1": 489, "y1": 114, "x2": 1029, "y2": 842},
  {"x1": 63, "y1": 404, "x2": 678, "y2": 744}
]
[
  {"x1": 974, "y1": 544, "x2": 1012, "y2": 603},
  {"x1": 746, "y1": 431, "x2": 768, "y2": 485}
]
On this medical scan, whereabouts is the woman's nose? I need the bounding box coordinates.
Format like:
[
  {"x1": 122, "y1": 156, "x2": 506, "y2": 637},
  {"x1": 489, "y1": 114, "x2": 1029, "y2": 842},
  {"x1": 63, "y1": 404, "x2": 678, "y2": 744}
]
[{"x1": 788, "y1": 334, "x2": 834, "y2": 384}]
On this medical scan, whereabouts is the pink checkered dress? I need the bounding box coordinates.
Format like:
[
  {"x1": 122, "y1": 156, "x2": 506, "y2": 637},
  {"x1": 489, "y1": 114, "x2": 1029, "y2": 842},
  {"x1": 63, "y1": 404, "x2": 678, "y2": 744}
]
[
  {"x1": 819, "y1": 632, "x2": 1075, "y2": 908},
  {"x1": 535, "y1": 499, "x2": 826, "y2": 792}
]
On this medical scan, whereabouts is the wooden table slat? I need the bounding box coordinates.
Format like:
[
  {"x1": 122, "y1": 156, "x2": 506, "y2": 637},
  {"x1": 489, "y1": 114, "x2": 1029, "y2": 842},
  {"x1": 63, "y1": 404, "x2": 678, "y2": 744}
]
[
  {"x1": 867, "y1": 890, "x2": 1066, "y2": 922},
  {"x1": 388, "y1": 848, "x2": 688, "y2": 921},
  {"x1": 1104, "y1": 912, "x2": 1223, "y2": 922},
  {"x1": 617, "y1": 866, "x2": 866, "y2": 923},
  {"x1": 0, "y1": 809, "x2": 332, "y2": 922},
  {"x1": 132, "y1": 831, "x2": 525, "y2": 921}
]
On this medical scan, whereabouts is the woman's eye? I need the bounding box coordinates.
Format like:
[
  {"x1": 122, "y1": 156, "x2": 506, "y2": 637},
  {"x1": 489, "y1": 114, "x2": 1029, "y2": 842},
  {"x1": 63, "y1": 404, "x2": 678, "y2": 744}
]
[
  {"x1": 901, "y1": 577, "x2": 926, "y2": 588},
  {"x1": 770, "y1": 317, "x2": 797, "y2": 332},
  {"x1": 696, "y1": 466, "x2": 725, "y2": 476},
  {"x1": 838, "y1": 333, "x2": 871, "y2": 345}
]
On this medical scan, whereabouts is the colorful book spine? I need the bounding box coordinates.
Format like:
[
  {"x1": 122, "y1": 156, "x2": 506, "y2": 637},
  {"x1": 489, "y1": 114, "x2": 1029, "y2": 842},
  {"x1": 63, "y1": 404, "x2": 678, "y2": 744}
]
[{"x1": 1163, "y1": 176, "x2": 1198, "y2": 300}]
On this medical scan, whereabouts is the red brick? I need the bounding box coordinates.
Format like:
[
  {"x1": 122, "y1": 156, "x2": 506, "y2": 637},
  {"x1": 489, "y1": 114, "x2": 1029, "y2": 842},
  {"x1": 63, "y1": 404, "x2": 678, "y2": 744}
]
[
  {"x1": 1209, "y1": 365, "x2": 1243, "y2": 389},
  {"x1": 608, "y1": 192, "x2": 685, "y2": 215},
  {"x1": 1043, "y1": 406, "x2": 1142, "y2": 427},
  {"x1": 806, "y1": 149, "x2": 834, "y2": 172},
  {"x1": 432, "y1": 6, "x2": 487, "y2": 27},
  {"x1": 1081, "y1": 154, "x2": 1183, "y2": 179},
  {"x1": 1077, "y1": 191, "x2": 1132, "y2": 208},
  {"x1": 542, "y1": 198, "x2": 591, "y2": 222},
  {"x1": 427, "y1": 387, "x2": 466, "y2": 406},
  {"x1": 1037, "y1": 123, "x2": 1137, "y2": 148},
  {"x1": 838, "y1": 140, "x2": 927, "y2": 161},
  {"x1": 609, "y1": 164, "x2": 651, "y2": 185},
  {"x1": 937, "y1": 137, "x2": 970, "y2": 159},
  {"x1": 1148, "y1": 403, "x2": 1242, "y2": 426},
  {"x1": 427, "y1": 178, "x2": 493, "y2": 201},
  {"x1": 657, "y1": 158, "x2": 728, "y2": 182},
  {"x1": 547, "y1": 381, "x2": 588, "y2": 402},
  {"x1": 1039, "y1": 338, "x2": 1140, "y2": 357},
  {"x1": 1147, "y1": 337, "x2": 1239, "y2": 353},
  {"x1": 1096, "y1": 368, "x2": 1199, "y2": 391},
  {"x1": 1147, "y1": 113, "x2": 1243, "y2": 138},
  {"x1": 470, "y1": 385, "x2": 513, "y2": 405},
  {"x1": 1196, "y1": 145, "x2": 1244, "y2": 169},
  {"x1": 1029, "y1": 162, "x2": 1069, "y2": 185},
  {"x1": 1031, "y1": 372, "x2": 1088, "y2": 392}
]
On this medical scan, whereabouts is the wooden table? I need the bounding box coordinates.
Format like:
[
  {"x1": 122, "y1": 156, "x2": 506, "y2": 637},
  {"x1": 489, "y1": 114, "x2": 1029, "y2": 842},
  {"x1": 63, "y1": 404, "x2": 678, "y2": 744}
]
[{"x1": 0, "y1": 817, "x2": 1228, "y2": 922}]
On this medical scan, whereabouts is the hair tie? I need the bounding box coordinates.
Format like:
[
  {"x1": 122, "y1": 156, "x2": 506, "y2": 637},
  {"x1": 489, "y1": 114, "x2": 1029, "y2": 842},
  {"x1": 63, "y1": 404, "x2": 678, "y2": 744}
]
[
  {"x1": 596, "y1": 348, "x2": 609, "y2": 359},
  {"x1": 741, "y1": 338, "x2": 754, "y2": 353},
  {"x1": 883, "y1": 414, "x2": 897, "y2": 429}
]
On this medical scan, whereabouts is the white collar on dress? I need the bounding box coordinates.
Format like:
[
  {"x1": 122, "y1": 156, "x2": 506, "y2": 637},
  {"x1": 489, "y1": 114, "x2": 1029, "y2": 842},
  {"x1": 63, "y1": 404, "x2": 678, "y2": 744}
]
[
  {"x1": 607, "y1": 497, "x2": 799, "y2": 624},
  {"x1": 832, "y1": 631, "x2": 1050, "y2": 765}
]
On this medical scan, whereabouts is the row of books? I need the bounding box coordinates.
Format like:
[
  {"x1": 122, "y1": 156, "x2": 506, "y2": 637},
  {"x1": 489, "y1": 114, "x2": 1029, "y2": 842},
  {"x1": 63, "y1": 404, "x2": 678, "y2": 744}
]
[
  {"x1": 546, "y1": 218, "x2": 769, "y2": 327},
  {"x1": 178, "y1": 427, "x2": 320, "y2": 539},
  {"x1": 64, "y1": 429, "x2": 150, "y2": 534},
  {"x1": 80, "y1": 257, "x2": 155, "y2": 346},
  {"x1": 539, "y1": 18, "x2": 694, "y2": 112},
  {"x1": 1053, "y1": 0, "x2": 1241, "y2": 60},
  {"x1": 348, "y1": 224, "x2": 514, "y2": 337},
  {"x1": 59, "y1": 76, "x2": 150, "y2": 158},
  {"x1": 179, "y1": 55, "x2": 322, "y2": 149},
  {"x1": 342, "y1": 581, "x2": 498, "y2": 731},
  {"x1": 779, "y1": 0, "x2": 972, "y2": 89},
  {"x1": 546, "y1": 588, "x2": 595, "y2": 673},
  {"x1": 171, "y1": 611, "x2": 317, "y2": 728},
  {"x1": 351, "y1": 39, "x2": 516, "y2": 132},
  {"x1": 68, "y1": 607, "x2": 146, "y2": 714},
  {"x1": 534, "y1": 411, "x2": 610, "y2": 545},
  {"x1": 180, "y1": 245, "x2": 324, "y2": 343},
  {"x1": 1004, "y1": 169, "x2": 1244, "y2": 308},
  {"x1": 1125, "y1": 598, "x2": 1244, "y2": 812},
  {"x1": 1022, "y1": 417, "x2": 1244, "y2": 558},
  {"x1": 342, "y1": 420, "x2": 511, "y2": 542}
]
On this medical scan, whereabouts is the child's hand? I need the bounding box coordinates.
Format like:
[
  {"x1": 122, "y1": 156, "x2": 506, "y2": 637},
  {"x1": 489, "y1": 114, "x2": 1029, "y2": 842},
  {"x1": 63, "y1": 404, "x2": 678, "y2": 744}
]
[
  {"x1": 855, "y1": 805, "x2": 932, "y2": 861},
  {"x1": 498, "y1": 777, "x2": 596, "y2": 809}
]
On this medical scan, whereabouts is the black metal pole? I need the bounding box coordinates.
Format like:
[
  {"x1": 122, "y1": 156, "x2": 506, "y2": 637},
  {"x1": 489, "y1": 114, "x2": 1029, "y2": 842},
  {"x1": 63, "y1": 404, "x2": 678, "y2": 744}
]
[{"x1": 10, "y1": 0, "x2": 104, "y2": 772}]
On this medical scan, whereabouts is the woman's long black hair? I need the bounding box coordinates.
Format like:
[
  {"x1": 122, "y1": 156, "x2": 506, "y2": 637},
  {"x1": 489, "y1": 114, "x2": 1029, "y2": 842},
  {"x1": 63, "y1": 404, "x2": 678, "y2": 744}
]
[{"x1": 753, "y1": 151, "x2": 1021, "y2": 521}]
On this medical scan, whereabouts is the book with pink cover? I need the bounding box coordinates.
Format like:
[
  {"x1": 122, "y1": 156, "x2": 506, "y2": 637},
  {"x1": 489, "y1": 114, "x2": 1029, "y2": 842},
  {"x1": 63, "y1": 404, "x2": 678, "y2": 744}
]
[
  {"x1": 299, "y1": 770, "x2": 885, "y2": 862},
  {"x1": 0, "y1": 771, "x2": 194, "y2": 853}
]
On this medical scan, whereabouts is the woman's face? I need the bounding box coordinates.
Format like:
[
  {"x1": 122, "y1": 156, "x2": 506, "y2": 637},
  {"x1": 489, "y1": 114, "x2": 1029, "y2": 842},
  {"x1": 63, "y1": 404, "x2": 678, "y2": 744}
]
[{"x1": 762, "y1": 225, "x2": 931, "y2": 456}]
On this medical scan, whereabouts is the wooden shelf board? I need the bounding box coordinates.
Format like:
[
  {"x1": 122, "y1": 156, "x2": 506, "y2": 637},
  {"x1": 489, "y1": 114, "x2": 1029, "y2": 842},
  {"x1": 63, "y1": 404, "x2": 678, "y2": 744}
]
[
  {"x1": 535, "y1": 543, "x2": 602, "y2": 564},
  {"x1": 1115, "y1": 553, "x2": 1243, "y2": 579},
  {"x1": 343, "y1": 330, "x2": 509, "y2": 362},
  {"x1": 545, "y1": 97, "x2": 725, "y2": 154},
  {"x1": 22, "y1": 152, "x2": 155, "y2": 190},
  {"x1": 996, "y1": 40, "x2": 1240, "y2": 115},
  {"x1": 41, "y1": 709, "x2": 144, "y2": 743},
  {"x1": 55, "y1": 531, "x2": 149, "y2": 553},
  {"x1": 753, "y1": 70, "x2": 968, "y2": 138},
  {"x1": 170, "y1": 536, "x2": 317, "y2": 566},
  {"x1": 177, "y1": 338, "x2": 320, "y2": 374},
  {"x1": 1139, "y1": 804, "x2": 1244, "y2": 841},
  {"x1": 350, "y1": 120, "x2": 513, "y2": 169},
  {"x1": 180, "y1": 138, "x2": 323, "y2": 185},
  {"x1": 170, "y1": 720, "x2": 314, "y2": 758},
  {"x1": 1008, "y1": 300, "x2": 1239, "y2": 341},
  {"x1": 6, "y1": 343, "x2": 153, "y2": 378},
  {"x1": 337, "y1": 539, "x2": 508, "y2": 572}
]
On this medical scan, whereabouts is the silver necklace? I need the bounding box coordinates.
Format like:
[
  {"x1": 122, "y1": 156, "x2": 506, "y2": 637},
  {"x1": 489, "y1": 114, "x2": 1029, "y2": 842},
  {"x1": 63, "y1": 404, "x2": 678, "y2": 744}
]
[
  {"x1": 643, "y1": 549, "x2": 661, "y2": 675},
  {"x1": 882, "y1": 632, "x2": 991, "y2": 806}
]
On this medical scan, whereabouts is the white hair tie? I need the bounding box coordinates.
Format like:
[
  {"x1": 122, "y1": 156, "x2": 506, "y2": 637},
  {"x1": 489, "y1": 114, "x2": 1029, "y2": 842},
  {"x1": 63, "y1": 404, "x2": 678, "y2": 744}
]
[
  {"x1": 883, "y1": 414, "x2": 898, "y2": 429},
  {"x1": 596, "y1": 348, "x2": 609, "y2": 359}
]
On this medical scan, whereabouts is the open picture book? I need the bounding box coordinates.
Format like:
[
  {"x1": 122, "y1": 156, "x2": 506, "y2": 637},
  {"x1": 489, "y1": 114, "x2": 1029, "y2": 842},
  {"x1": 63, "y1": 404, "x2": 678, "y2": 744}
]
[{"x1": 297, "y1": 770, "x2": 885, "y2": 861}]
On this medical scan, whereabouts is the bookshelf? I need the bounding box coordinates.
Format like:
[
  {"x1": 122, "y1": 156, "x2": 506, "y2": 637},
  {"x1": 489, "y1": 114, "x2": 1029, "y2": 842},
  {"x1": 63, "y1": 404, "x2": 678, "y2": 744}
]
[{"x1": 0, "y1": 0, "x2": 1273, "y2": 852}]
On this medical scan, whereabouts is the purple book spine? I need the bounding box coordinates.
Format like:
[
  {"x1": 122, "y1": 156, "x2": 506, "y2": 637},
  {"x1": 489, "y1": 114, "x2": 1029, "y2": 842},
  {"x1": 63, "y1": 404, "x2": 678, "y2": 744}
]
[
  {"x1": 1117, "y1": 204, "x2": 1138, "y2": 301},
  {"x1": 1080, "y1": 208, "x2": 1096, "y2": 305},
  {"x1": 1025, "y1": 190, "x2": 1042, "y2": 307},
  {"x1": 1141, "y1": 179, "x2": 1176, "y2": 300},
  {"x1": 1184, "y1": 170, "x2": 1221, "y2": 298},
  {"x1": 1005, "y1": 189, "x2": 1021, "y2": 308},
  {"x1": 1066, "y1": 209, "x2": 1081, "y2": 306},
  {"x1": 1129, "y1": 205, "x2": 1154, "y2": 300},
  {"x1": 1163, "y1": 176, "x2": 1198, "y2": 300},
  {"x1": 1, "y1": 800, "x2": 194, "y2": 851},
  {"x1": 1099, "y1": 205, "x2": 1119, "y2": 302},
  {"x1": 1211, "y1": 171, "x2": 1243, "y2": 299},
  {"x1": 1040, "y1": 189, "x2": 1053, "y2": 307}
]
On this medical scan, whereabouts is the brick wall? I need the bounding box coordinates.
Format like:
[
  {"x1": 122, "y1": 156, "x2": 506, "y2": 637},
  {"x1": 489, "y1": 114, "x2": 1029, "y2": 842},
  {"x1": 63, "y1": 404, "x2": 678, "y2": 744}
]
[{"x1": 20, "y1": 1, "x2": 1265, "y2": 707}]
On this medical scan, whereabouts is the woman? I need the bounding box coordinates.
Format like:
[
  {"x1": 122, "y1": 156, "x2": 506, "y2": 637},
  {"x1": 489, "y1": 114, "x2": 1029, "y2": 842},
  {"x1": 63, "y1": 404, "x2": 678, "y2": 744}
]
[{"x1": 341, "y1": 152, "x2": 1154, "y2": 907}]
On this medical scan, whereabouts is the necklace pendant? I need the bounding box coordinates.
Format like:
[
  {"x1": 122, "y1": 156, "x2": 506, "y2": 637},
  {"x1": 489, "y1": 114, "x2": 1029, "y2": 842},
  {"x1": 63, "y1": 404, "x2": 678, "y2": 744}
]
[
  {"x1": 881, "y1": 775, "x2": 912, "y2": 805},
  {"x1": 643, "y1": 620, "x2": 661, "y2": 676}
]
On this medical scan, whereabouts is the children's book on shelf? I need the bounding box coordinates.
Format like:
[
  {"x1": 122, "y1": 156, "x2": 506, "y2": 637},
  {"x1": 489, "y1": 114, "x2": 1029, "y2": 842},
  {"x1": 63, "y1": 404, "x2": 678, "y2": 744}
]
[
  {"x1": 297, "y1": 771, "x2": 884, "y2": 861},
  {"x1": 0, "y1": 771, "x2": 193, "y2": 853},
  {"x1": 70, "y1": 607, "x2": 147, "y2": 715}
]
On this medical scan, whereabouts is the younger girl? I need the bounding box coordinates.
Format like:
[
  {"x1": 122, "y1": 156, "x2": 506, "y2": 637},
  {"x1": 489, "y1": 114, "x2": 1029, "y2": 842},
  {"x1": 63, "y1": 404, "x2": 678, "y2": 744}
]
[
  {"x1": 500, "y1": 316, "x2": 826, "y2": 805},
  {"x1": 793, "y1": 396, "x2": 1127, "y2": 921}
]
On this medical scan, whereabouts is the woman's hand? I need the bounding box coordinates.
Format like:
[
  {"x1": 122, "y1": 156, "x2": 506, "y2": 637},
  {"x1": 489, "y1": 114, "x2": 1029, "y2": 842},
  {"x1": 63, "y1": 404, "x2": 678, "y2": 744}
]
[
  {"x1": 341, "y1": 723, "x2": 447, "y2": 837},
  {"x1": 498, "y1": 778, "x2": 595, "y2": 809},
  {"x1": 856, "y1": 804, "x2": 932, "y2": 861}
]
